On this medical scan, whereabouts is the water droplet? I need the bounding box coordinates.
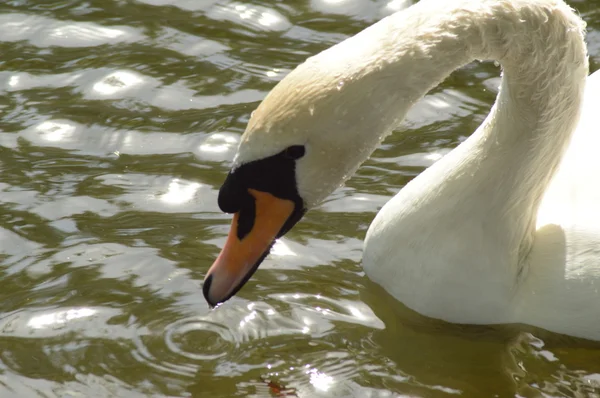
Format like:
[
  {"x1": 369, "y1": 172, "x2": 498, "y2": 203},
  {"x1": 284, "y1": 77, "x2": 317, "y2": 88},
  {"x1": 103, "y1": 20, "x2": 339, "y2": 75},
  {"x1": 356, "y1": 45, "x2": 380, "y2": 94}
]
[
  {"x1": 336, "y1": 81, "x2": 345, "y2": 90},
  {"x1": 309, "y1": 106, "x2": 315, "y2": 116},
  {"x1": 493, "y1": 60, "x2": 500, "y2": 67}
]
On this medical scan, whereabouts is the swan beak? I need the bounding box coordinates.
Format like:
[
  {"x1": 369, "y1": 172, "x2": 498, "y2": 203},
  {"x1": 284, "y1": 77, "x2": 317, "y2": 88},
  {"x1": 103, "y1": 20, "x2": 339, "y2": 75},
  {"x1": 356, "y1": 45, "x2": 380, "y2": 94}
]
[{"x1": 203, "y1": 189, "x2": 295, "y2": 307}]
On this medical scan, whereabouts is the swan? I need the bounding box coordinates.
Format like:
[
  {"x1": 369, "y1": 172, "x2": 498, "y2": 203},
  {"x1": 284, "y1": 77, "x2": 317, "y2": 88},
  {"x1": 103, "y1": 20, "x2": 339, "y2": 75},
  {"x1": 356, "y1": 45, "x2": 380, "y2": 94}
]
[{"x1": 203, "y1": 0, "x2": 600, "y2": 341}]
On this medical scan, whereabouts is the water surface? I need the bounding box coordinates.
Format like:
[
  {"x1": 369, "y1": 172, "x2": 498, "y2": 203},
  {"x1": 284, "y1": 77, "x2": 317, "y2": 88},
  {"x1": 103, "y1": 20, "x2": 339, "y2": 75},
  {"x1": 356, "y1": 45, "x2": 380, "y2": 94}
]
[{"x1": 1, "y1": 0, "x2": 600, "y2": 396}]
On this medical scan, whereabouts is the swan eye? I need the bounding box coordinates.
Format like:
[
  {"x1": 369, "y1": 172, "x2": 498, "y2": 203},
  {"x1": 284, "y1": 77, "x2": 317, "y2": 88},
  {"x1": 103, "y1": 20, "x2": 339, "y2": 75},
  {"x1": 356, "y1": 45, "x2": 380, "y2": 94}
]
[{"x1": 283, "y1": 145, "x2": 305, "y2": 160}]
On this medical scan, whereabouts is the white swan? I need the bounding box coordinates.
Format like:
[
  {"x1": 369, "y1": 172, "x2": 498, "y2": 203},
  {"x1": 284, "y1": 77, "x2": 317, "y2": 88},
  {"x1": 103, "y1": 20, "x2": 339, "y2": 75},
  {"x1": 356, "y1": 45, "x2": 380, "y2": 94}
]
[{"x1": 203, "y1": 0, "x2": 600, "y2": 341}]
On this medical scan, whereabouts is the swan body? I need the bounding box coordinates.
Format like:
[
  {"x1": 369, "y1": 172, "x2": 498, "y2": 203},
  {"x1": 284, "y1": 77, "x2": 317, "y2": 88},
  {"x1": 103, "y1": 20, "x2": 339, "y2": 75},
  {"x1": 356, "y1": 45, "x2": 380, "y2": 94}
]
[
  {"x1": 204, "y1": 0, "x2": 600, "y2": 341},
  {"x1": 365, "y1": 68, "x2": 600, "y2": 339}
]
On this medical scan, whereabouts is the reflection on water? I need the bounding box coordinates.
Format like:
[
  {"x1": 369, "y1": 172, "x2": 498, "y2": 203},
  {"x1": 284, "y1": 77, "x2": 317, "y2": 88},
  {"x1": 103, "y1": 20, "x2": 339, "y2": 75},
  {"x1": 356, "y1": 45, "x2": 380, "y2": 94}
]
[{"x1": 0, "y1": 0, "x2": 599, "y2": 396}]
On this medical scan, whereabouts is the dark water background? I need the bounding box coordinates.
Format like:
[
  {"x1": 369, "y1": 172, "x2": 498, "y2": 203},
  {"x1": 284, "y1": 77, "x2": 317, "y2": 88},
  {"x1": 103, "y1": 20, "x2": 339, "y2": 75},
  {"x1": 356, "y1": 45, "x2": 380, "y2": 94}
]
[{"x1": 1, "y1": 0, "x2": 599, "y2": 396}]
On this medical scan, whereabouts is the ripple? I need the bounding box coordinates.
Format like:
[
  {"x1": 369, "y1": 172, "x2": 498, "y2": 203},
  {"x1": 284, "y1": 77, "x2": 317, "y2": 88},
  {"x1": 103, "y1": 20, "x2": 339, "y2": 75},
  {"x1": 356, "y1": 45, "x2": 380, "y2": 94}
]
[
  {"x1": 1, "y1": 71, "x2": 83, "y2": 92},
  {"x1": 94, "y1": 173, "x2": 219, "y2": 213},
  {"x1": 402, "y1": 88, "x2": 488, "y2": 129},
  {"x1": 205, "y1": 234, "x2": 363, "y2": 272},
  {"x1": 48, "y1": 23, "x2": 132, "y2": 47},
  {"x1": 20, "y1": 119, "x2": 210, "y2": 156},
  {"x1": 21, "y1": 119, "x2": 91, "y2": 151},
  {"x1": 0, "y1": 373, "x2": 155, "y2": 398},
  {"x1": 34, "y1": 120, "x2": 77, "y2": 142},
  {"x1": 131, "y1": 307, "x2": 250, "y2": 378},
  {"x1": 309, "y1": 0, "x2": 374, "y2": 20},
  {"x1": 0, "y1": 307, "x2": 129, "y2": 339},
  {"x1": 158, "y1": 27, "x2": 228, "y2": 57},
  {"x1": 383, "y1": 0, "x2": 413, "y2": 14},
  {"x1": 0, "y1": 13, "x2": 142, "y2": 47},
  {"x1": 160, "y1": 179, "x2": 202, "y2": 206},
  {"x1": 134, "y1": 0, "x2": 220, "y2": 11},
  {"x1": 31, "y1": 195, "x2": 120, "y2": 220},
  {"x1": 206, "y1": 2, "x2": 291, "y2": 32},
  {"x1": 318, "y1": 186, "x2": 390, "y2": 213},
  {"x1": 90, "y1": 70, "x2": 147, "y2": 98},
  {"x1": 165, "y1": 317, "x2": 237, "y2": 361},
  {"x1": 272, "y1": 293, "x2": 384, "y2": 331},
  {"x1": 30, "y1": 242, "x2": 199, "y2": 298},
  {"x1": 150, "y1": 83, "x2": 265, "y2": 111},
  {"x1": 195, "y1": 132, "x2": 240, "y2": 162},
  {"x1": 0, "y1": 226, "x2": 43, "y2": 255},
  {"x1": 4, "y1": 67, "x2": 263, "y2": 112},
  {"x1": 372, "y1": 149, "x2": 452, "y2": 169},
  {"x1": 0, "y1": 227, "x2": 44, "y2": 268}
]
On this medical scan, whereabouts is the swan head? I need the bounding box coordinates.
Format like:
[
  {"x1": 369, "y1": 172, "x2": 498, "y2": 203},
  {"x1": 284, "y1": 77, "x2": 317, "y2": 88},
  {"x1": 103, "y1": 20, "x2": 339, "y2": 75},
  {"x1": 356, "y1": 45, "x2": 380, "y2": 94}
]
[{"x1": 202, "y1": 52, "x2": 403, "y2": 306}]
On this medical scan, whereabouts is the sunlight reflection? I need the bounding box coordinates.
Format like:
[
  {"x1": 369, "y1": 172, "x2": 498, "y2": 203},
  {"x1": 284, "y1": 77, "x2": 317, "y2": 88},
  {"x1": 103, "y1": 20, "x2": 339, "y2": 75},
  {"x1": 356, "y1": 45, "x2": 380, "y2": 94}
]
[
  {"x1": 403, "y1": 89, "x2": 485, "y2": 129},
  {"x1": 310, "y1": 0, "x2": 368, "y2": 16},
  {"x1": 424, "y1": 152, "x2": 444, "y2": 162},
  {"x1": 385, "y1": 0, "x2": 411, "y2": 12},
  {"x1": 0, "y1": 14, "x2": 140, "y2": 47},
  {"x1": 257, "y1": 12, "x2": 280, "y2": 27},
  {"x1": 537, "y1": 350, "x2": 558, "y2": 362},
  {"x1": 50, "y1": 24, "x2": 125, "y2": 41},
  {"x1": 428, "y1": 96, "x2": 452, "y2": 109},
  {"x1": 207, "y1": 2, "x2": 290, "y2": 32},
  {"x1": 198, "y1": 133, "x2": 238, "y2": 154},
  {"x1": 198, "y1": 144, "x2": 228, "y2": 153},
  {"x1": 92, "y1": 70, "x2": 144, "y2": 96},
  {"x1": 28, "y1": 308, "x2": 97, "y2": 329},
  {"x1": 3, "y1": 71, "x2": 84, "y2": 92},
  {"x1": 274, "y1": 292, "x2": 385, "y2": 329},
  {"x1": 528, "y1": 334, "x2": 559, "y2": 362},
  {"x1": 271, "y1": 240, "x2": 297, "y2": 257},
  {"x1": 35, "y1": 120, "x2": 76, "y2": 142},
  {"x1": 265, "y1": 68, "x2": 280, "y2": 78},
  {"x1": 239, "y1": 310, "x2": 257, "y2": 328},
  {"x1": 347, "y1": 305, "x2": 367, "y2": 321},
  {"x1": 8, "y1": 75, "x2": 19, "y2": 87},
  {"x1": 584, "y1": 374, "x2": 600, "y2": 389},
  {"x1": 308, "y1": 368, "x2": 334, "y2": 392},
  {"x1": 160, "y1": 179, "x2": 201, "y2": 205},
  {"x1": 0, "y1": 14, "x2": 38, "y2": 42},
  {"x1": 233, "y1": 3, "x2": 284, "y2": 27}
]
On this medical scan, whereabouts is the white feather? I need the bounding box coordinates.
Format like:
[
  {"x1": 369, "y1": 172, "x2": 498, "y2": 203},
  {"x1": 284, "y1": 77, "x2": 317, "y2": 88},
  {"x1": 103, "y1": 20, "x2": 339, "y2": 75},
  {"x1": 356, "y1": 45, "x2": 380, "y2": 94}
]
[{"x1": 235, "y1": 0, "x2": 600, "y2": 340}]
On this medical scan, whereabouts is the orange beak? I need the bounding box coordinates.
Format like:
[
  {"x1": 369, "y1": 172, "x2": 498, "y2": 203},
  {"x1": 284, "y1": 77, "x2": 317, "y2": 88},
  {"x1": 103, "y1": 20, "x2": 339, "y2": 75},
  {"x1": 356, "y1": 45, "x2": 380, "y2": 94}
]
[{"x1": 203, "y1": 189, "x2": 295, "y2": 306}]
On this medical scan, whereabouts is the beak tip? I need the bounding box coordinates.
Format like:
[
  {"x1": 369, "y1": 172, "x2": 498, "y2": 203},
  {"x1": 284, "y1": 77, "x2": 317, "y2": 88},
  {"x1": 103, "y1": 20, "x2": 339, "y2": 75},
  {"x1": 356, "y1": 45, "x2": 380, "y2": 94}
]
[{"x1": 202, "y1": 273, "x2": 219, "y2": 308}]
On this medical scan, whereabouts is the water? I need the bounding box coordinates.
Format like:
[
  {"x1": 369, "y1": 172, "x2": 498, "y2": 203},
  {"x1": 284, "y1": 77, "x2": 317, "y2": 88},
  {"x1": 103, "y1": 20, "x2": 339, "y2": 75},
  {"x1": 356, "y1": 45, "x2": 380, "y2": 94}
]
[{"x1": 1, "y1": 0, "x2": 599, "y2": 396}]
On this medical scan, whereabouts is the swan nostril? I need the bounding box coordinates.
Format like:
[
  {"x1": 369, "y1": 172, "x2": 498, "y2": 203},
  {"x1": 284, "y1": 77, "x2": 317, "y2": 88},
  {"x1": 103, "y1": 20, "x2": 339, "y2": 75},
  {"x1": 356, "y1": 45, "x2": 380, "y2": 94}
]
[{"x1": 235, "y1": 195, "x2": 256, "y2": 240}]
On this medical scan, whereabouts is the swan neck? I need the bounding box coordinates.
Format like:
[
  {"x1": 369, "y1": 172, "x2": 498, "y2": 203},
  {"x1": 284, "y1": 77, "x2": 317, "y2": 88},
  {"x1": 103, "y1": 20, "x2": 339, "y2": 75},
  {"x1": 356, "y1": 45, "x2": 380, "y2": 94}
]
[
  {"x1": 388, "y1": 0, "x2": 588, "y2": 118},
  {"x1": 237, "y1": 0, "x2": 588, "y2": 210}
]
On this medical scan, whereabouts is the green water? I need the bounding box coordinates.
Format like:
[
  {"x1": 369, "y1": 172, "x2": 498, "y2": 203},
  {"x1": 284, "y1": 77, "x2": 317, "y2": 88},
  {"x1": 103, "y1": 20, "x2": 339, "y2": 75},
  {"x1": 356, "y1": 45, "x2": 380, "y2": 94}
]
[{"x1": 1, "y1": 0, "x2": 599, "y2": 396}]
